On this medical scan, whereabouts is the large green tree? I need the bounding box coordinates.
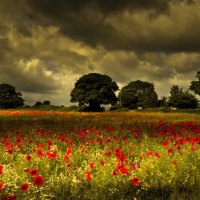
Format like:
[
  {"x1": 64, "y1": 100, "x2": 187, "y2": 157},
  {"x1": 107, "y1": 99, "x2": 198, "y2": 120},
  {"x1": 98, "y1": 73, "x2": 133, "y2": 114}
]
[
  {"x1": 119, "y1": 87, "x2": 138, "y2": 109},
  {"x1": 0, "y1": 83, "x2": 24, "y2": 109},
  {"x1": 119, "y1": 80, "x2": 158, "y2": 109},
  {"x1": 189, "y1": 71, "x2": 200, "y2": 95},
  {"x1": 168, "y1": 85, "x2": 198, "y2": 109},
  {"x1": 70, "y1": 73, "x2": 119, "y2": 111}
]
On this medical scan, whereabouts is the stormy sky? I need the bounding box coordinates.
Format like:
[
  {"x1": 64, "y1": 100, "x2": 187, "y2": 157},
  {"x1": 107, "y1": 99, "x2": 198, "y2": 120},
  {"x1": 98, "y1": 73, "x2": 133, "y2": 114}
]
[{"x1": 0, "y1": 0, "x2": 200, "y2": 106}]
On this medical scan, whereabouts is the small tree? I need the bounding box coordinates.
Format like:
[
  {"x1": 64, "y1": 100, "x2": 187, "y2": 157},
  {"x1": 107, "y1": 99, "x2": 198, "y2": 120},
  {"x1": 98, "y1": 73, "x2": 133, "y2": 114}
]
[
  {"x1": 70, "y1": 73, "x2": 119, "y2": 111},
  {"x1": 119, "y1": 80, "x2": 158, "y2": 109},
  {"x1": 170, "y1": 85, "x2": 183, "y2": 97},
  {"x1": 0, "y1": 83, "x2": 24, "y2": 109},
  {"x1": 43, "y1": 100, "x2": 51, "y2": 106},
  {"x1": 189, "y1": 71, "x2": 200, "y2": 95},
  {"x1": 34, "y1": 101, "x2": 43, "y2": 107},
  {"x1": 168, "y1": 85, "x2": 198, "y2": 109}
]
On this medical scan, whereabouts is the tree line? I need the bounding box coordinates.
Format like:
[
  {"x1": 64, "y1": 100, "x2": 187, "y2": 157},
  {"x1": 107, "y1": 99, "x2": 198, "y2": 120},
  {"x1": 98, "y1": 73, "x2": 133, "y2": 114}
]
[{"x1": 0, "y1": 71, "x2": 200, "y2": 111}]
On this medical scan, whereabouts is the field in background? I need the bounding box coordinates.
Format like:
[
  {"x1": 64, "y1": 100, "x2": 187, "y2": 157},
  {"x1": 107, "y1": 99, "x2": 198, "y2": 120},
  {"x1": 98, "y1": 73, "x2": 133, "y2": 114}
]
[{"x1": 0, "y1": 110, "x2": 199, "y2": 200}]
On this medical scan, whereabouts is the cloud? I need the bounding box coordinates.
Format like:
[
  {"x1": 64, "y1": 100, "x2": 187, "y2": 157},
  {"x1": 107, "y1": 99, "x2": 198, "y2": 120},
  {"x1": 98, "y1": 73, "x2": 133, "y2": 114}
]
[
  {"x1": 22, "y1": 0, "x2": 200, "y2": 52},
  {"x1": 27, "y1": 0, "x2": 170, "y2": 16},
  {"x1": 0, "y1": 0, "x2": 200, "y2": 105},
  {"x1": 0, "y1": 24, "x2": 94, "y2": 105},
  {"x1": 89, "y1": 50, "x2": 200, "y2": 97}
]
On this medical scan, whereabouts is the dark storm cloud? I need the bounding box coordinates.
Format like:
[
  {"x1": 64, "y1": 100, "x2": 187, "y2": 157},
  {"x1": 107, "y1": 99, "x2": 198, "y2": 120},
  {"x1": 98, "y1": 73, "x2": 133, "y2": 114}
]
[
  {"x1": 0, "y1": 38, "x2": 10, "y2": 60},
  {"x1": 23, "y1": 0, "x2": 200, "y2": 52},
  {"x1": 27, "y1": 0, "x2": 170, "y2": 15},
  {"x1": 25, "y1": 0, "x2": 171, "y2": 49},
  {"x1": 0, "y1": 0, "x2": 200, "y2": 105},
  {"x1": 0, "y1": 61, "x2": 59, "y2": 94},
  {"x1": 0, "y1": 0, "x2": 33, "y2": 37},
  {"x1": 1, "y1": 0, "x2": 200, "y2": 53}
]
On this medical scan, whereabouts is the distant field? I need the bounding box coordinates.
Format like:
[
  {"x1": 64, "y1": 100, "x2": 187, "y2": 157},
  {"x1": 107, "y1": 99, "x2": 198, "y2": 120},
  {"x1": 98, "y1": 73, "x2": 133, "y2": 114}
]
[{"x1": 0, "y1": 110, "x2": 199, "y2": 200}]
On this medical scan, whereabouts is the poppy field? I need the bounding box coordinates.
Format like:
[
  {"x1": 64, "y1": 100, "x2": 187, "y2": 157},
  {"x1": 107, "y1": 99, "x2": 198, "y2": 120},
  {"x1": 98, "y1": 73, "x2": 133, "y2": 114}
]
[{"x1": 0, "y1": 111, "x2": 200, "y2": 200}]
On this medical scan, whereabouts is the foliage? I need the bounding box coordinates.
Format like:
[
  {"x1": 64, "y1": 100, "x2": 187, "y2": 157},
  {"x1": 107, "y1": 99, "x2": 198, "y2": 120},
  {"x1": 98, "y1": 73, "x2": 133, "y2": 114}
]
[
  {"x1": 157, "y1": 97, "x2": 167, "y2": 107},
  {"x1": 119, "y1": 80, "x2": 158, "y2": 109},
  {"x1": 142, "y1": 86, "x2": 158, "y2": 108},
  {"x1": 168, "y1": 85, "x2": 198, "y2": 109},
  {"x1": 70, "y1": 73, "x2": 119, "y2": 111},
  {"x1": 0, "y1": 83, "x2": 24, "y2": 109},
  {"x1": 34, "y1": 101, "x2": 51, "y2": 107},
  {"x1": 189, "y1": 71, "x2": 200, "y2": 95},
  {"x1": 118, "y1": 88, "x2": 138, "y2": 109},
  {"x1": 34, "y1": 101, "x2": 43, "y2": 107},
  {"x1": 43, "y1": 100, "x2": 51, "y2": 106},
  {"x1": 170, "y1": 85, "x2": 183, "y2": 97}
]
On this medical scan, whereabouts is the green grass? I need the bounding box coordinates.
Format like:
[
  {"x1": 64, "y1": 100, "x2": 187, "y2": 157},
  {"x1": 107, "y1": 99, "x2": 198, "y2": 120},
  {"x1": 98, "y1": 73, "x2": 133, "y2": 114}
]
[{"x1": 0, "y1": 110, "x2": 199, "y2": 200}]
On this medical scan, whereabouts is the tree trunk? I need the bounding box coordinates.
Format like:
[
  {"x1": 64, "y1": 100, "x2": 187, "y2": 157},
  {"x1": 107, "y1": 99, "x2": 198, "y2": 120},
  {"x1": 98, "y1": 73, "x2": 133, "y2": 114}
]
[{"x1": 88, "y1": 100, "x2": 101, "y2": 112}]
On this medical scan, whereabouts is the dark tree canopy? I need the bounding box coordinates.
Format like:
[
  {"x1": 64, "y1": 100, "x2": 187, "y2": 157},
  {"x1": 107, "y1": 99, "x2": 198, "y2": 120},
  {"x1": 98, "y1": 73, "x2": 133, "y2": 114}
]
[
  {"x1": 43, "y1": 100, "x2": 51, "y2": 106},
  {"x1": 170, "y1": 85, "x2": 183, "y2": 97},
  {"x1": 168, "y1": 85, "x2": 198, "y2": 109},
  {"x1": 119, "y1": 87, "x2": 138, "y2": 109},
  {"x1": 157, "y1": 96, "x2": 167, "y2": 107},
  {"x1": 142, "y1": 86, "x2": 158, "y2": 108},
  {"x1": 70, "y1": 73, "x2": 119, "y2": 111},
  {"x1": 0, "y1": 83, "x2": 24, "y2": 109},
  {"x1": 34, "y1": 101, "x2": 43, "y2": 107},
  {"x1": 189, "y1": 71, "x2": 200, "y2": 95},
  {"x1": 119, "y1": 80, "x2": 158, "y2": 109}
]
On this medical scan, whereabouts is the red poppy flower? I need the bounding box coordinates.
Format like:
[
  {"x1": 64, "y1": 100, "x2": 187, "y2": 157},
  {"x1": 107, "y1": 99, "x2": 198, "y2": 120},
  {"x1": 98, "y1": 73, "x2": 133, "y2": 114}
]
[
  {"x1": 23, "y1": 168, "x2": 29, "y2": 172},
  {"x1": 117, "y1": 163, "x2": 129, "y2": 175},
  {"x1": 45, "y1": 152, "x2": 57, "y2": 159},
  {"x1": 105, "y1": 151, "x2": 112, "y2": 157},
  {"x1": 129, "y1": 150, "x2": 134, "y2": 155},
  {"x1": 106, "y1": 139, "x2": 111, "y2": 144},
  {"x1": 66, "y1": 146, "x2": 72, "y2": 155},
  {"x1": 2, "y1": 194, "x2": 16, "y2": 200},
  {"x1": 63, "y1": 155, "x2": 69, "y2": 162},
  {"x1": 38, "y1": 144, "x2": 45, "y2": 149},
  {"x1": 0, "y1": 164, "x2": 3, "y2": 174},
  {"x1": 168, "y1": 148, "x2": 173, "y2": 155},
  {"x1": 85, "y1": 172, "x2": 91, "y2": 181},
  {"x1": 6, "y1": 149, "x2": 12, "y2": 155},
  {"x1": 33, "y1": 175, "x2": 44, "y2": 186},
  {"x1": 148, "y1": 151, "x2": 153, "y2": 157},
  {"x1": 122, "y1": 137, "x2": 128, "y2": 142},
  {"x1": 162, "y1": 141, "x2": 169, "y2": 147},
  {"x1": 100, "y1": 160, "x2": 105, "y2": 166},
  {"x1": 112, "y1": 169, "x2": 118, "y2": 176},
  {"x1": 131, "y1": 164, "x2": 136, "y2": 170},
  {"x1": 155, "y1": 152, "x2": 161, "y2": 158},
  {"x1": 20, "y1": 183, "x2": 29, "y2": 192},
  {"x1": 37, "y1": 150, "x2": 43, "y2": 157},
  {"x1": 115, "y1": 148, "x2": 122, "y2": 157},
  {"x1": 66, "y1": 163, "x2": 71, "y2": 168},
  {"x1": 29, "y1": 169, "x2": 39, "y2": 177},
  {"x1": 172, "y1": 161, "x2": 177, "y2": 166},
  {"x1": 0, "y1": 182, "x2": 3, "y2": 190},
  {"x1": 97, "y1": 138, "x2": 103, "y2": 145},
  {"x1": 131, "y1": 177, "x2": 140, "y2": 186},
  {"x1": 89, "y1": 162, "x2": 94, "y2": 169},
  {"x1": 26, "y1": 155, "x2": 32, "y2": 162}
]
